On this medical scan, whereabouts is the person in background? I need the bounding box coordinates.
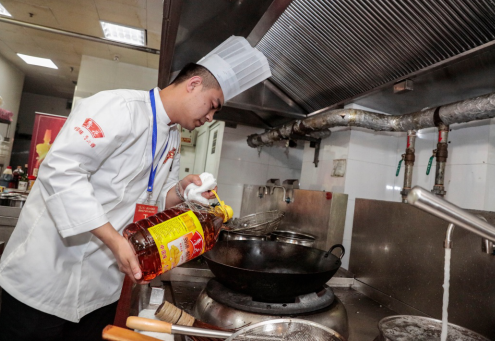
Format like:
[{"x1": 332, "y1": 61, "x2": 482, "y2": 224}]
[{"x1": 0, "y1": 36, "x2": 271, "y2": 340}]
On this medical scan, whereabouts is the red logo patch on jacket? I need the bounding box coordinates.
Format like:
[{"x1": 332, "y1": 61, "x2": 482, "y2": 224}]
[
  {"x1": 82, "y1": 118, "x2": 105, "y2": 138},
  {"x1": 163, "y1": 148, "x2": 176, "y2": 164}
]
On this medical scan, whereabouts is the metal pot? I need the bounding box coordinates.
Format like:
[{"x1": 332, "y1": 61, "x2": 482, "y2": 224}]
[
  {"x1": 0, "y1": 193, "x2": 17, "y2": 206},
  {"x1": 377, "y1": 315, "x2": 489, "y2": 341},
  {"x1": 219, "y1": 230, "x2": 267, "y2": 241},
  {"x1": 10, "y1": 195, "x2": 27, "y2": 208},
  {"x1": 269, "y1": 230, "x2": 316, "y2": 247}
]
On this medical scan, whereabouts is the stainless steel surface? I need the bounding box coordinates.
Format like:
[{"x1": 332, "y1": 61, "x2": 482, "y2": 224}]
[
  {"x1": 257, "y1": 0, "x2": 495, "y2": 113},
  {"x1": 228, "y1": 210, "x2": 284, "y2": 236},
  {"x1": 350, "y1": 198, "x2": 495, "y2": 339},
  {"x1": 269, "y1": 230, "x2": 316, "y2": 247},
  {"x1": 226, "y1": 318, "x2": 345, "y2": 341},
  {"x1": 246, "y1": 91, "x2": 495, "y2": 147},
  {"x1": 240, "y1": 186, "x2": 347, "y2": 250},
  {"x1": 444, "y1": 223, "x2": 455, "y2": 249},
  {"x1": 352, "y1": 43, "x2": 495, "y2": 116},
  {"x1": 155, "y1": 268, "x2": 393, "y2": 341},
  {"x1": 481, "y1": 238, "x2": 495, "y2": 255},
  {"x1": 192, "y1": 284, "x2": 349, "y2": 339},
  {"x1": 9, "y1": 196, "x2": 26, "y2": 208},
  {"x1": 378, "y1": 315, "x2": 489, "y2": 341},
  {"x1": 171, "y1": 325, "x2": 232, "y2": 339},
  {"x1": 0, "y1": 241, "x2": 4, "y2": 258},
  {"x1": 0, "y1": 16, "x2": 160, "y2": 55},
  {"x1": 149, "y1": 287, "x2": 165, "y2": 307},
  {"x1": 0, "y1": 206, "x2": 20, "y2": 245},
  {"x1": 407, "y1": 186, "x2": 495, "y2": 241}
]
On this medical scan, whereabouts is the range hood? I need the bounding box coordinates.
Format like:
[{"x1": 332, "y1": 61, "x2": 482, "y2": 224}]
[{"x1": 163, "y1": 0, "x2": 495, "y2": 129}]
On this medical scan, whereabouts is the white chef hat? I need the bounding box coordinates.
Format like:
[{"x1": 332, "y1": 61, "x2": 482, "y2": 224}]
[{"x1": 197, "y1": 36, "x2": 272, "y2": 102}]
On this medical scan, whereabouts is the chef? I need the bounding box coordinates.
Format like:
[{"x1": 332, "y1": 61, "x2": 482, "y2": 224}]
[{"x1": 0, "y1": 36, "x2": 271, "y2": 340}]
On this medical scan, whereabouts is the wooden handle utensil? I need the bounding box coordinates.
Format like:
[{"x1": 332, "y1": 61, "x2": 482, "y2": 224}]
[
  {"x1": 127, "y1": 316, "x2": 173, "y2": 334},
  {"x1": 102, "y1": 324, "x2": 161, "y2": 341},
  {"x1": 126, "y1": 316, "x2": 232, "y2": 339}
]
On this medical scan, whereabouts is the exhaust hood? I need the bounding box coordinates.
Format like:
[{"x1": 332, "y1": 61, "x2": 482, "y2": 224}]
[{"x1": 165, "y1": 0, "x2": 495, "y2": 128}]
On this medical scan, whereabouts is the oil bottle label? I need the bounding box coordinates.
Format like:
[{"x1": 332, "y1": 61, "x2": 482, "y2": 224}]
[{"x1": 147, "y1": 210, "x2": 205, "y2": 273}]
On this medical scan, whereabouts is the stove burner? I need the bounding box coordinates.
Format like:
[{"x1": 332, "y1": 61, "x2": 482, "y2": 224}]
[{"x1": 205, "y1": 278, "x2": 335, "y2": 315}]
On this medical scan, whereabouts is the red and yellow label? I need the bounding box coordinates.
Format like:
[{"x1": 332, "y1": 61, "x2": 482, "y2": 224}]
[{"x1": 148, "y1": 211, "x2": 205, "y2": 273}]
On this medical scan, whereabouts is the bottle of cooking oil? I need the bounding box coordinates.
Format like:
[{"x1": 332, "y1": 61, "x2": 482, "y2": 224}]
[{"x1": 123, "y1": 193, "x2": 233, "y2": 281}]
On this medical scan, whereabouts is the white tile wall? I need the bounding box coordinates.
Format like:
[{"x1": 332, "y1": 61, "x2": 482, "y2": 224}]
[
  {"x1": 444, "y1": 163, "x2": 488, "y2": 209},
  {"x1": 348, "y1": 128, "x2": 401, "y2": 167},
  {"x1": 217, "y1": 125, "x2": 304, "y2": 218},
  {"x1": 447, "y1": 120, "x2": 490, "y2": 165},
  {"x1": 485, "y1": 164, "x2": 495, "y2": 211},
  {"x1": 486, "y1": 118, "x2": 495, "y2": 166},
  {"x1": 300, "y1": 130, "x2": 350, "y2": 191}
]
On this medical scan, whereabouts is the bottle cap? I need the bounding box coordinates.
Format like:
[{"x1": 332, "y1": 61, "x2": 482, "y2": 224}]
[{"x1": 211, "y1": 190, "x2": 234, "y2": 223}]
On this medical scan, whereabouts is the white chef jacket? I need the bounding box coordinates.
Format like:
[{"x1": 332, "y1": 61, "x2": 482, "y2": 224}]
[{"x1": 0, "y1": 87, "x2": 181, "y2": 322}]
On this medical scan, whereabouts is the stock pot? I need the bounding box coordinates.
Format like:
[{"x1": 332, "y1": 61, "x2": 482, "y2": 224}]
[{"x1": 269, "y1": 230, "x2": 316, "y2": 247}]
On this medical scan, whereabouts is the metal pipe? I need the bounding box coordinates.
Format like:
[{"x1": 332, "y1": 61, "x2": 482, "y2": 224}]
[
  {"x1": 0, "y1": 16, "x2": 160, "y2": 55},
  {"x1": 444, "y1": 223, "x2": 455, "y2": 249},
  {"x1": 271, "y1": 185, "x2": 287, "y2": 202},
  {"x1": 247, "y1": 91, "x2": 495, "y2": 147},
  {"x1": 400, "y1": 130, "x2": 416, "y2": 203},
  {"x1": 478, "y1": 216, "x2": 495, "y2": 255},
  {"x1": 407, "y1": 186, "x2": 495, "y2": 241},
  {"x1": 432, "y1": 123, "x2": 449, "y2": 196}
]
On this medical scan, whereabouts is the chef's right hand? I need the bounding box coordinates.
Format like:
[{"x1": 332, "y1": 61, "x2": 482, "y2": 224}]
[
  {"x1": 91, "y1": 222, "x2": 150, "y2": 285},
  {"x1": 111, "y1": 235, "x2": 150, "y2": 285}
]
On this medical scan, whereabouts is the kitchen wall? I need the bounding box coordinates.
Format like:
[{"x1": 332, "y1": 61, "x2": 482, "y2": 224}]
[
  {"x1": 16, "y1": 93, "x2": 70, "y2": 135},
  {"x1": 178, "y1": 145, "x2": 195, "y2": 180},
  {"x1": 0, "y1": 53, "x2": 25, "y2": 168},
  {"x1": 217, "y1": 124, "x2": 304, "y2": 218},
  {"x1": 73, "y1": 55, "x2": 158, "y2": 105},
  {"x1": 299, "y1": 105, "x2": 495, "y2": 269}
]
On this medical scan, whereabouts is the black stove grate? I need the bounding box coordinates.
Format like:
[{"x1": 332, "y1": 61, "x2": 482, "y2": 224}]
[{"x1": 205, "y1": 278, "x2": 335, "y2": 315}]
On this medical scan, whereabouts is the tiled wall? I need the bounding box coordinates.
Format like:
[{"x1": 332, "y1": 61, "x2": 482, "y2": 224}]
[
  {"x1": 217, "y1": 125, "x2": 304, "y2": 218},
  {"x1": 300, "y1": 115, "x2": 495, "y2": 269}
]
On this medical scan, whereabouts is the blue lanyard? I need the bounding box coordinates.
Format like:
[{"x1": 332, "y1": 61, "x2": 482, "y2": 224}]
[{"x1": 147, "y1": 89, "x2": 169, "y2": 193}]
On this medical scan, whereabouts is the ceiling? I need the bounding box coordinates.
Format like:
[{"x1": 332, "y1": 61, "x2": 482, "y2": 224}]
[{"x1": 0, "y1": 0, "x2": 163, "y2": 99}]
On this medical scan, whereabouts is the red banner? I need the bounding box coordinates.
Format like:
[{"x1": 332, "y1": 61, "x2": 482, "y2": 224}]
[{"x1": 28, "y1": 113, "x2": 67, "y2": 176}]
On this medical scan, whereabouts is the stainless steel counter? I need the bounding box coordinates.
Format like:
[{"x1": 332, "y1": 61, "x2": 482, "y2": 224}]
[{"x1": 130, "y1": 264, "x2": 399, "y2": 341}]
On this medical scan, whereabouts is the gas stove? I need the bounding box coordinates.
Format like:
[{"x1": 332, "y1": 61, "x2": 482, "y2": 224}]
[{"x1": 192, "y1": 278, "x2": 349, "y2": 339}]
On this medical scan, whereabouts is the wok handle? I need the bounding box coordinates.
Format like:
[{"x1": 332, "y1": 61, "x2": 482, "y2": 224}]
[{"x1": 324, "y1": 244, "x2": 345, "y2": 260}]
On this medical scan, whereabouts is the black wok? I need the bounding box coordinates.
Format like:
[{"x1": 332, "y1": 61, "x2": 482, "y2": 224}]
[{"x1": 203, "y1": 240, "x2": 345, "y2": 301}]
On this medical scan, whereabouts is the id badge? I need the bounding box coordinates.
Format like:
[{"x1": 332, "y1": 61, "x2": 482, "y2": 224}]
[{"x1": 133, "y1": 197, "x2": 159, "y2": 222}]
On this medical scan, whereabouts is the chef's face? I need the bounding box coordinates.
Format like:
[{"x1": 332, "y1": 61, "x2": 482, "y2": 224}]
[{"x1": 181, "y1": 79, "x2": 224, "y2": 131}]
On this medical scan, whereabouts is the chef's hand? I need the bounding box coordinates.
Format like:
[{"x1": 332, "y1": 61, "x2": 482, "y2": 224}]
[
  {"x1": 91, "y1": 222, "x2": 150, "y2": 285},
  {"x1": 180, "y1": 174, "x2": 218, "y2": 200}
]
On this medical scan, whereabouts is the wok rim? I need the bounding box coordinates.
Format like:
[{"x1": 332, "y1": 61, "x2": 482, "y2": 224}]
[{"x1": 203, "y1": 240, "x2": 341, "y2": 276}]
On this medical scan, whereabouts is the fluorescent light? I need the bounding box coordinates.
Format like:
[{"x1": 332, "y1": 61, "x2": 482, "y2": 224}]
[
  {"x1": 0, "y1": 3, "x2": 12, "y2": 17},
  {"x1": 17, "y1": 54, "x2": 58, "y2": 69},
  {"x1": 100, "y1": 21, "x2": 146, "y2": 46}
]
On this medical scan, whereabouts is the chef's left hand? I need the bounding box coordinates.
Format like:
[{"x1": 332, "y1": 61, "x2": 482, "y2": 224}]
[{"x1": 180, "y1": 174, "x2": 218, "y2": 200}]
